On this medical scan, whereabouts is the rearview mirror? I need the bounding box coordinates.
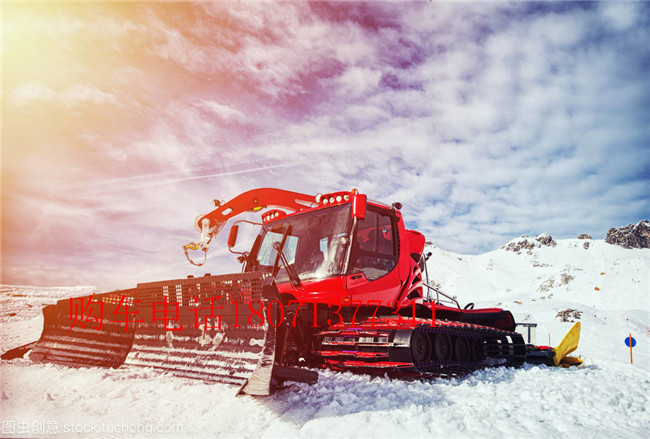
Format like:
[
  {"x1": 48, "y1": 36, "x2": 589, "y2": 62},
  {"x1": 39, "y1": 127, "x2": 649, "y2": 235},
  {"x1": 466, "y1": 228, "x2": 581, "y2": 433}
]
[
  {"x1": 352, "y1": 194, "x2": 366, "y2": 219},
  {"x1": 227, "y1": 225, "x2": 239, "y2": 248}
]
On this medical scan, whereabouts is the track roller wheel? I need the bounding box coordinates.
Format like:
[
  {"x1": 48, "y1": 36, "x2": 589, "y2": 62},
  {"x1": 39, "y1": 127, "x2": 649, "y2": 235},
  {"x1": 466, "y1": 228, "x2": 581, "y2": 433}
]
[
  {"x1": 453, "y1": 336, "x2": 470, "y2": 362},
  {"x1": 433, "y1": 333, "x2": 452, "y2": 361},
  {"x1": 410, "y1": 331, "x2": 432, "y2": 362},
  {"x1": 472, "y1": 339, "x2": 485, "y2": 361}
]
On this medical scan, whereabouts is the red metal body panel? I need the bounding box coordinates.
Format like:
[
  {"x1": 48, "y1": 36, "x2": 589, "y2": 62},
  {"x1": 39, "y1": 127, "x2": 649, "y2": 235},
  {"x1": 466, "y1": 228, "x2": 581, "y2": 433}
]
[
  {"x1": 407, "y1": 230, "x2": 426, "y2": 256},
  {"x1": 345, "y1": 269, "x2": 401, "y2": 305},
  {"x1": 276, "y1": 276, "x2": 350, "y2": 306}
]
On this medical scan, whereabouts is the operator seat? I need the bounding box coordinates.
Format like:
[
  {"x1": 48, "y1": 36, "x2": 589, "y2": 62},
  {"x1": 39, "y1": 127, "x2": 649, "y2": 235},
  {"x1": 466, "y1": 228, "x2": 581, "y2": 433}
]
[{"x1": 295, "y1": 243, "x2": 325, "y2": 274}]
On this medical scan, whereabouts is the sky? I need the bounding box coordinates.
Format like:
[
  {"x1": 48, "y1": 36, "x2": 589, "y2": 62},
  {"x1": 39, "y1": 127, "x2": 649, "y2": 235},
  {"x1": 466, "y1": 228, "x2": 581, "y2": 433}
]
[{"x1": 2, "y1": 1, "x2": 649, "y2": 290}]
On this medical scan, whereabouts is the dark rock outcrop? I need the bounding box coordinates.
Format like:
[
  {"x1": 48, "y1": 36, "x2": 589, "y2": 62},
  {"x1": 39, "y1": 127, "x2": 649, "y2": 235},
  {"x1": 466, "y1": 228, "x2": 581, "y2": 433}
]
[
  {"x1": 535, "y1": 233, "x2": 556, "y2": 247},
  {"x1": 578, "y1": 234, "x2": 592, "y2": 239},
  {"x1": 502, "y1": 236, "x2": 537, "y2": 253},
  {"x1": 605, "y1": 220, "x2": 650, "y2": 249},
  {"x1": 556, "y1": 309, "x2": 582, "y2": 322},
  {"x1": 502, "y1": 233, "x2": 556, "y2": 253}
]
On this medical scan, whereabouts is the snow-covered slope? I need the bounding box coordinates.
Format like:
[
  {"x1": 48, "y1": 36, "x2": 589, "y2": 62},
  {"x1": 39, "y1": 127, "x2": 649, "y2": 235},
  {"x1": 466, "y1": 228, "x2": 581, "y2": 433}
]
[
  {"x1": 427, "y1": 235, "x2": 648, "y2": 311},
  {"x1": 1, "y1": 238, "x2": 649, "y2": 438},
  {"x1": 0, "y1": 286, "x2": 94, "y2": 357}
]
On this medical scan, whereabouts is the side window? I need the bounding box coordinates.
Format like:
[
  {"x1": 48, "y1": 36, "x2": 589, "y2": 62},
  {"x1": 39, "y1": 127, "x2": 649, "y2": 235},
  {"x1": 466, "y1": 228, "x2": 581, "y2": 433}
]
[
  {"x1": 377, "y1": 213, "x2": 394, "y2": 256},
  {"x1": 351, "y1": 210, "x2": 397, "y2": 281}
]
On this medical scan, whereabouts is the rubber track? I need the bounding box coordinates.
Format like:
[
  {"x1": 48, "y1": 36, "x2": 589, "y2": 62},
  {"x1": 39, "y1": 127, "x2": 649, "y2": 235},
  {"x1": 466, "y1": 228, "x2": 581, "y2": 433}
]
[{"x1": 312, "y1": 318, "x2": 526, "y2": 378}]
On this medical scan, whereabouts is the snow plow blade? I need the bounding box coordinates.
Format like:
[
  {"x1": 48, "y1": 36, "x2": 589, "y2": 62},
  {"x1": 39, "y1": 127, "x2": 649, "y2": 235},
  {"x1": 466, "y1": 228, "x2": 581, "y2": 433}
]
[
  {"x1": 551, "y1": 321, "x2": 582, "y2": 367},
  {"x1": 30, "y1": 289, "x2": 136, "y2": 368},
  {"x1": 26, "y1": 272, "x2": 317, "y2": 395},
  {"x1": 525, "y1": 321, "x2": 582, "y2": 367}
]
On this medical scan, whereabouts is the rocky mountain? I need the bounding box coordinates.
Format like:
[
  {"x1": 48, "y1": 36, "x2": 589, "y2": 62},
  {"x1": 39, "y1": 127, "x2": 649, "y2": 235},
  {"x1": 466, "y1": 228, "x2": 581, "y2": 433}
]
[
  {"x1": 426, "y1": 234, "x2": 649, "y2": 312},
  {"x1": 606, "y1": 220, "x2": 650, "y2": 249},
  {"x1": 500, "y1": 233, "x2": 557, "y2": 254}
]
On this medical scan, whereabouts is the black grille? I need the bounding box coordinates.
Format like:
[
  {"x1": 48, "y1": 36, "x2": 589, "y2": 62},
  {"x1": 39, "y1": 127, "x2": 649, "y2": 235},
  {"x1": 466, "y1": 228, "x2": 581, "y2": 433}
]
[{"x1": 135, "y1": 272, "x2": 266, "y2": 308}]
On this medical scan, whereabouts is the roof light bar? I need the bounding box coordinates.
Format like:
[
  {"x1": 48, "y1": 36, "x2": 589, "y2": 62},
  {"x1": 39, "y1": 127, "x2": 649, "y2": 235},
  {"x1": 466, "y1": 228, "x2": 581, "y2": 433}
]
[{"x1": 318, "y1": 191, "x2": 352, "y2": 207}]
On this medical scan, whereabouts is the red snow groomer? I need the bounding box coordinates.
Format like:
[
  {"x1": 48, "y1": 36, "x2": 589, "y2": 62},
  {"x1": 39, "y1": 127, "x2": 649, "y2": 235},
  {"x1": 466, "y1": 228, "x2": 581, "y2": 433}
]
[{"x1": 13, "y1": 188, "x2": 582, "y2": 395}]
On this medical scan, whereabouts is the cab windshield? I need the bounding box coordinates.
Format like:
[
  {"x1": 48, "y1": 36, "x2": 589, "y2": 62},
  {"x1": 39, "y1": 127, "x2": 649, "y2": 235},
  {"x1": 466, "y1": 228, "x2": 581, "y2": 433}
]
[{"x1": 254, "y1": 204, "x2": 351, "y2": 283}]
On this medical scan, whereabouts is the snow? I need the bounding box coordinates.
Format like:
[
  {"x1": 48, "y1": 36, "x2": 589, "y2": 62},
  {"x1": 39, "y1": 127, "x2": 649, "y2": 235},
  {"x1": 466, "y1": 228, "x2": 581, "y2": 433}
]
[
  {"x1": 2, "y1": 238, "x2": 649, "y2": 438},
  {"x1": 0, "y1": 286, "x2": 94, "y2": 357}
]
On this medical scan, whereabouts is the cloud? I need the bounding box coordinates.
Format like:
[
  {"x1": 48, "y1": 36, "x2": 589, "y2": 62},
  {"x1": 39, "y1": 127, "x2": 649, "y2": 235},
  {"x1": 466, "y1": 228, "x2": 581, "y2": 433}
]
[
  {"x1": 8, "y1": 83, "x2": 58, "y2": 106},
  {"x1": 600, "y1": 1, "x2": 640, "y2": 32},
  {"x1": 62, "y1": 85, "x2": 117, "y2": 107},
  {"x1": 196, "y1": 100, "x2": 246, "y2": 122},
  {"x1": 336, "y1": 67, "x2": 382, "y2": 98},
  {"x1": 2, "y1": 1, "x2": 649, "y2": 289}
]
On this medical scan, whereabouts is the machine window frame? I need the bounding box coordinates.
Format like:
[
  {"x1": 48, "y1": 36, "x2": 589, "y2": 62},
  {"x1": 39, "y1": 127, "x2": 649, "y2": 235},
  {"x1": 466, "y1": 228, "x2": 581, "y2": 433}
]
[{"x1": 349, "y1": 207, "x2": 398, "y2": 281}]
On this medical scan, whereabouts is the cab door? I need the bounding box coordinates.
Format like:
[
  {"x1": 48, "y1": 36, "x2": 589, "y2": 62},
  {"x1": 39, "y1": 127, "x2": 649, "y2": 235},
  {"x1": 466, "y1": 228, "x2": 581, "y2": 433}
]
[{"x1": 346, "y1": 208, "x2": 402, "y2": 305}]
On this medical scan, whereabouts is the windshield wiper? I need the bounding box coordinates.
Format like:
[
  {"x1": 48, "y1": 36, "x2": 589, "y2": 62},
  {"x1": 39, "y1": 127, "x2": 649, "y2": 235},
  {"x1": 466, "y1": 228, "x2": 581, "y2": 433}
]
[{"x1": 271, "y1": 226, "x2": 302, "y2": 288}]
